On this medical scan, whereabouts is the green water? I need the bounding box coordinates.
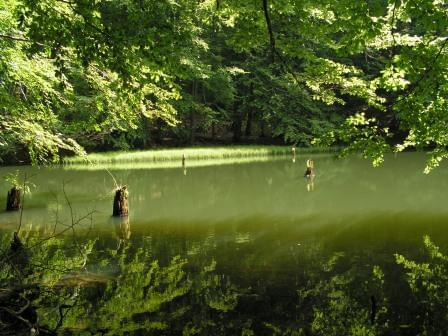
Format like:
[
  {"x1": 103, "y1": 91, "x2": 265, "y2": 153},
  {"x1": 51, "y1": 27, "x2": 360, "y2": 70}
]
[
  {"x1": 1, "y1": 152, "x2": 448, "y2": 334},
  {"x1": 1, "y1": 152, "x2": 447, "y2": 228}
]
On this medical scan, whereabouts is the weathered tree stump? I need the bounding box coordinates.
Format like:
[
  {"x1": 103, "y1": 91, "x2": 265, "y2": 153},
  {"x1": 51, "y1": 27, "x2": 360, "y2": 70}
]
[
  {"x1": 304, "y1": 159, "x2": 314, "y2": 178},
  {"x1": 304, "y1": 167, "x2": 313, "y2": 177},
  {"x1": 113, "y1": 186, "x2": 129, "y2": 217},
  {"x1": 6, "y1": 186, "x2": 21, "y2": 211}
]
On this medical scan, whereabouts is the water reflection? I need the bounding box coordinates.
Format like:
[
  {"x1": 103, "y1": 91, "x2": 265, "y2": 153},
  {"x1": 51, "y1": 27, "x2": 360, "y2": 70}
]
[
  {"x1": 111, "y1": 216, "x2": 131, "y2": 251},
  {"x1": 1, "y1": 226, "x2": 448, "y2": 335},
  {"x1": 182, "y1": 154, "x2": 187, "y2": 176},
  {"x1": 306, "y1": 174, "x2": 315, "y2": 192},
  {"x1": 2, "y1": 153, "x2": 448, "y2": 229}
]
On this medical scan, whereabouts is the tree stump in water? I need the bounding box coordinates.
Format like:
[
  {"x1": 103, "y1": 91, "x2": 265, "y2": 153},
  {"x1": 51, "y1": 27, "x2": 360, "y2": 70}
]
[
  {"x1": 6, "y1": 186, "x2": 21, "y2": 211},
  {"x1": 113, "y1": 186, "x2": 129, "y2": 217}
]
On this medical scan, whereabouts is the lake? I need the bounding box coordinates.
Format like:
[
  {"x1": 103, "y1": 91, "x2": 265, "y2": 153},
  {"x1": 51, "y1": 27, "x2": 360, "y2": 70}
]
[{"x1": 1, "y1": 152, "x2": 447, "y2": 335}]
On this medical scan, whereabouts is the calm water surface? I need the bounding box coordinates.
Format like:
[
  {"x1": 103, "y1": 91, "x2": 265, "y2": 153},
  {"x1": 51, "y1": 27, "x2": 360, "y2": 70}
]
[
  {"x1": 1, "y1": 152, "x2": 447, "y2": 334},
  {"x1": 1, "y1": 152, "x2": 447, "y2": 242}
]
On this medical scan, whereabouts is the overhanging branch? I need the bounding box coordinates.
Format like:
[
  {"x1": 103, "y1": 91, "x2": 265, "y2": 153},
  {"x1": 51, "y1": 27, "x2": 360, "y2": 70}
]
[
  {"x1": 261, "y1": 0, "x2": 299, "y2": 82},
  {"x1": 262, "y1": 0, "x2": 276, "y2": 57}
]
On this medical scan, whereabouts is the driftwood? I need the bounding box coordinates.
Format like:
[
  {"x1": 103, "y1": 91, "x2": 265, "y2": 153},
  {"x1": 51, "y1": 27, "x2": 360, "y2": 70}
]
[
  {"x1": 113, "y1": 186, "x2": 129, "y2": 217},
  {"x1": 6, "y1": 187, "x2": 21, "y2": 211}
]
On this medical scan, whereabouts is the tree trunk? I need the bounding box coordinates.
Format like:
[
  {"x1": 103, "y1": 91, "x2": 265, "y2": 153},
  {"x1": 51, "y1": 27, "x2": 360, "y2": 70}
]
[
  {"x1": 143, "y1": 116, "x2": 150, "y2": 147},
  {"x1": 212, "y1": 122, "x2": 216, "y2": 139},
  {"x1": 232, "y1": 99, "x2": 242, "y2": 142},
  {"x1": 6, "y1": 186, "x2": 21, "y2": 211},
  {"x1": 262, "y1": 0, "x2": 276, "y2": 60},
  {"x1": 113, "y1": 186, "x2": 129, "y2": 217},
  {"x1": 245, "y1": 81, "x2": 254, "y2": 137},
  {"x1": 189, "y1": 111, "x2": 195, "y2": 145},
  {"x1": 190, "y1": 80, "x2": 198, "y2": 145},
  {"x1": 260, "y1": 120, "x2": 266, "y2": 138},
  {"x1": 245, "y1": 109, "x2": 253, "y2": 136}
]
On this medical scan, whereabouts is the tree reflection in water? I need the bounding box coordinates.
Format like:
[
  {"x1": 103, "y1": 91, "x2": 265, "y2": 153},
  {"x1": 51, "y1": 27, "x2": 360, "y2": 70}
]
[{"x1": 1, "y1": 227, "x2": 448, "y2": 335}]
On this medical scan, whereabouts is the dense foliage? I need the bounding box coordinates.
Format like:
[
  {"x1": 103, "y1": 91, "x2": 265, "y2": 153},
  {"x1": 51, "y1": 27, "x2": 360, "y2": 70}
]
[{"x1": 1, "y1": 0, "x2": 448, "y2": 170}]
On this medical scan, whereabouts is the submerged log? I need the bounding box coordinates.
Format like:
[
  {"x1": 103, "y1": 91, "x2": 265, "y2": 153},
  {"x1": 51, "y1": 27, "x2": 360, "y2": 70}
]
[
  {"x1": 6, "y1": 186, "x2": 21, "y2": 211},
  {"x1": 113, "y1": 186, "x2": 129, "y2": 217}
]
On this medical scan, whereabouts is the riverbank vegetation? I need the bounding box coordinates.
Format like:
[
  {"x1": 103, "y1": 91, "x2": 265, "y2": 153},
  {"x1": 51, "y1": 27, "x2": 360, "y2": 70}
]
[
  {"x1": 63, "y1": 145, "x2": 335, "y2": 165},
  {"x1": 1, "y1": 0, "x2": 448, "y2": 171}
]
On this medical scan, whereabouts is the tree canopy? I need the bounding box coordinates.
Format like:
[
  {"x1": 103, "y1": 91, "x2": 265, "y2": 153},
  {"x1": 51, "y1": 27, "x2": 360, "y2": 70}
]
[{"x1": 1, "y1": 0, "x2": 447, "y2": 170}]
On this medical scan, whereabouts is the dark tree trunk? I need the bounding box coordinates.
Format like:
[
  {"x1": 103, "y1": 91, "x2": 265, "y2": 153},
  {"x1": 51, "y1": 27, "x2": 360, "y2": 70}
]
[
  {"x1": 211, "y1": 122, "x2": 216, "y2": 139},
  {"x1": 232, "y1": 118, "x2": 242, "y2": 142},
  {"x1": 190, "y1": 80, "x2": 198, "y2": 145},
  {"x1": 232, "y1": 99, "x2": 243, "y2": 142},
  {"x1": 6, "y1": 186, "x2": 21, "y2": 211},
  {"x1": 143, "y1": 117, "x2": 150, "y2": 147},
  {"x1": 189, "y1": 111, "x2": 195, "y2": 145},
  {"x1": 262, "y1": 0, "x2": 276, "y2": 60},
  {"x1": 260, "y1": 120, "x2": 266, "y2": 138},
  {"x1": 245, "y1": 109, "x2": 253, "y2": 136},
  {"x1": 113, "y1": 186, "x2": 129, "y2": 217}
]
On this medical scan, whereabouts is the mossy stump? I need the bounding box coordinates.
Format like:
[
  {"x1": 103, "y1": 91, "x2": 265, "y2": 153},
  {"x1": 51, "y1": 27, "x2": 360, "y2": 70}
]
[
  {"x1": 113, "y1": 186, "x2": 129, "y2": 217},
  {"x1": 6, "y1": 186, "x2": 21, "y2": 211}
]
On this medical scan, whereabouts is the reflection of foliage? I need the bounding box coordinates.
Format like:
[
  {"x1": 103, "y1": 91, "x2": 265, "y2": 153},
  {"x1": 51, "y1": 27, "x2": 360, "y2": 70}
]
[
  {"x1": 310, "y1": 265, "x2": 383, "y2": 336},
  {"x1": 2, "y1": 230, "x2": 448, "y2": 335},
  {"x1": 1, "y1": 233, "x2": 95, "y2": 284},
  {"x1": 0, "y1": 230, "x2": 95, "y2": 335},
  {"x1": 94, "y1": 251, "x2": 192, "y2": 333},
  {"x1": 66, "y1": 243, "x2": 242, "y2": 335},
  {"x1": 396, "y1": 236, "x2": 448, "y2": 335}
]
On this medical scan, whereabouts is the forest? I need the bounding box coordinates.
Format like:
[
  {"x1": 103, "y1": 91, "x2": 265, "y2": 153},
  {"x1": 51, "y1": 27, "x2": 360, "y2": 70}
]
[
  {"x1": 2, "y1": 1, "x2": 448, "y2": 335},
  {"x1": 1, "y1": 0, "x2": 447, "y2": 170}
]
